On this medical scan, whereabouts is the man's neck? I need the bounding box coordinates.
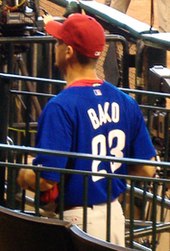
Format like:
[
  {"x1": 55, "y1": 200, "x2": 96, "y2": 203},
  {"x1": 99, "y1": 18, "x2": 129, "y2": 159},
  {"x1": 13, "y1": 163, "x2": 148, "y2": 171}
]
[{"x1": 65, "y1": 64, "x2": 100, "y2": 85}]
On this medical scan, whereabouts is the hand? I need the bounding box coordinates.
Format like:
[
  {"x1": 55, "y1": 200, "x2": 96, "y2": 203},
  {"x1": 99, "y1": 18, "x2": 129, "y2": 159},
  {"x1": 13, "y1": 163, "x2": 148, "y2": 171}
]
[
  {"x1": 43, "y1": 14, "x2": 54, "y2": 25},
  {"x1": 17, "y1": 169, "x2": 29, "y2": 190},
  {"x1": 17, "y1": 168, "x2": 55, "y2": 192},
  {"x1": 17, "y1": 169, "x2": 35, "y2": 190}
]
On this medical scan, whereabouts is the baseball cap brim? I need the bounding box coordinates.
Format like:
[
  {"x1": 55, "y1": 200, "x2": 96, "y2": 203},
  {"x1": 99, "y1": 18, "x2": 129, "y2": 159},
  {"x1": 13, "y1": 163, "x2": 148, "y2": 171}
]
[{"x1": 45, "y1": 20, "x2": 63, "y2": 40}]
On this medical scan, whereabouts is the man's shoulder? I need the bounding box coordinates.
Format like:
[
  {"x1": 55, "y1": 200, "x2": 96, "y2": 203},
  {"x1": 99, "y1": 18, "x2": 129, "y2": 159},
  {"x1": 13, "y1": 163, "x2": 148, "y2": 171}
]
[{"x1": 103, "y1": 81, "x2": 136, "y2": 102}]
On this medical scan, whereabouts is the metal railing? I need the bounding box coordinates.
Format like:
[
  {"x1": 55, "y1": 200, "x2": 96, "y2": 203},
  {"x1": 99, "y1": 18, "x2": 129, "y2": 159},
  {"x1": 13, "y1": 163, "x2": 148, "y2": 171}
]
[{"x1": 0, "y1": 143, "x2": 169, "y2": 250}]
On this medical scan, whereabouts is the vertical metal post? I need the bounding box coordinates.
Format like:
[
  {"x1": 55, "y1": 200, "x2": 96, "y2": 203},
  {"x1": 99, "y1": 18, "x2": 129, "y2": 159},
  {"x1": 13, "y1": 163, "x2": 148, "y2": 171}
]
[
  {"x1": 106, "y1": 177, "x2": 112, "y2": 242},
  {"x1": 3, "y1": 43, "x2": 15, "y2": 208},
  {"x1": 152, "y1": 182, "x2": 158, "y2": 251},
  {"x1": 34, "y1": 170, "x2": 40, "y2": 216},
  {"x1": 129, "y1": 179, "x2": 135, "y2": 248},
  {"x1": 58, "y1": 173, "x2": 65, "y2": 220},
  {"x1": 83, "y1": 175, "x2": 88, "y2": 232},
  {"x1": 0, "y1": 76, "x2": 11, "y2": 205}
]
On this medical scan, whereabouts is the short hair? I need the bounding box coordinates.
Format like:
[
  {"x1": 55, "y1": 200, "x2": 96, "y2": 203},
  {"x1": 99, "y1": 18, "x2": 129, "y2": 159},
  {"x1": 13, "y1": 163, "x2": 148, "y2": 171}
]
[{"x1": 75, "y1": 51, "x2": 98, "y2": 65}]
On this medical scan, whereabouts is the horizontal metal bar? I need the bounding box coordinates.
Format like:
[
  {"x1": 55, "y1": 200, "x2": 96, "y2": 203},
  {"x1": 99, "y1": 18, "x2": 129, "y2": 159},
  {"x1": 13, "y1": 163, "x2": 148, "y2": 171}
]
[
  {"x1": 119, "y1": 87, "x2": 170, "y2": 98},
  {"x1": 140, "y1": 104, "x2": 170, "y2": 112},
  {"x1": 0, "y1": 143, "x2": 170, "y2": 170},
  {"x1": 2, "y1": 160, "x2": 167, "y2": 183},
  {"x1": 10, "y1": 92, "x2": 170, "y2": 111},
  {"x1": 1, "y1": 73, "x2": 170, "y2": 99},
  {"x1": 10, "y1": 90, "x2": 55, "y2": 98},
  {"x1": 126, "y1": 184, "x2": 170, "y2": 208},
  {"x1": 0, "y1": 163, "x2": 170, "y2": 186},
  {"x1": 0, "y1": 35, "x2": 55, "y2": 43},
  {"x1": 133, "y1": 241, "x2": 152, "y2": 251},
  {"x1": 10, "y1": 122, "x2": 37, "y2": 129},
  {"x1": 126, "y1": 219, "x2": 153, "y2": 227},
  {"x1": 125, "y1": 222, "x2": 170, "y2": 239},
  {"x1": 0, "y1": 73, "x2": 66, "y2": 85}
]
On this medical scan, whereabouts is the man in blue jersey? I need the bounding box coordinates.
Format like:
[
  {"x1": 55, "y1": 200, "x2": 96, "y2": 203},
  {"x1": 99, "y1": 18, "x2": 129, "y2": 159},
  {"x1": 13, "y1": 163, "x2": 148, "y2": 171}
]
[{"x1": 17, "y1": 13, "x2": 156, "y2": 246}]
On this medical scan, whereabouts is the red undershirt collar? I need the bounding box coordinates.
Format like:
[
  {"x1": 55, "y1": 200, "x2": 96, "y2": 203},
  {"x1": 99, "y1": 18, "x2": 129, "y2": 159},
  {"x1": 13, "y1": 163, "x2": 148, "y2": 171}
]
[{"x1": 67, "y1": 79, "x2": 104, "y2": 88}]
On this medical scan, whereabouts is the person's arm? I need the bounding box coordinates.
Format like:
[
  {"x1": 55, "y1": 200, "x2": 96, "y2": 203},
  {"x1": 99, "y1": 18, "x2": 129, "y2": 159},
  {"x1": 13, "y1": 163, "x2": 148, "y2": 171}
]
[
  {"x1": 43, "y1": 14, "x2": 54, "y2": 25},
  {"x1": 17, "y1": 169, "x2": 59, "y2": 204},
  {"x1": 17, "y1": 168, "x2": 56, "y2": 191},
  {"x1": 128, "y1": 157, "x2": 156, "y2": 177}
]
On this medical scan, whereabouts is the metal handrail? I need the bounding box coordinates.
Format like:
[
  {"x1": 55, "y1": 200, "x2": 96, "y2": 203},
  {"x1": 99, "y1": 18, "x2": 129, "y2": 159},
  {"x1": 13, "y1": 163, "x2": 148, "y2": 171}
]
[{"x1": 0, "y1": 142, "x2": 169, "y2": 250}]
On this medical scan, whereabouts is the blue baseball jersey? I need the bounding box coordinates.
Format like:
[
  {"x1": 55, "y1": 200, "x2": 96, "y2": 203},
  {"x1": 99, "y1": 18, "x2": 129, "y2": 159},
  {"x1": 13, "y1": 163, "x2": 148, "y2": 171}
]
[{"x1": 33, "y1": 80, "x2": 156, "y2": 206}]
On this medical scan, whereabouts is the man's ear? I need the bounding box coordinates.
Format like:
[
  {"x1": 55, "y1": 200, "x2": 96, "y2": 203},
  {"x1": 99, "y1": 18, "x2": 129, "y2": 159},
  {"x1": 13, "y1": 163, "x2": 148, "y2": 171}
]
[{"x1": 65, "y1": 45, "x2": 74, "y2": 60}]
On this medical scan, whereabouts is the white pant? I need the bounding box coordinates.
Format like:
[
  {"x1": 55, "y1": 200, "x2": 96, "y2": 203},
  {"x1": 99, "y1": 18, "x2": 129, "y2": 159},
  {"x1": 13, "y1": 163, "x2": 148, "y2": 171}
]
[{"x1": 63, "y1": 199, "x2": 125, "y2": 246}]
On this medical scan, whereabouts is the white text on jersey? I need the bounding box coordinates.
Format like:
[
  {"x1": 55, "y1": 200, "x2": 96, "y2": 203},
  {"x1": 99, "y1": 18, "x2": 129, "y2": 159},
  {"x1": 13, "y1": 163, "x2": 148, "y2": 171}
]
[{"x1": 87, "y1": 102, "x2": 120, "y2": 129}]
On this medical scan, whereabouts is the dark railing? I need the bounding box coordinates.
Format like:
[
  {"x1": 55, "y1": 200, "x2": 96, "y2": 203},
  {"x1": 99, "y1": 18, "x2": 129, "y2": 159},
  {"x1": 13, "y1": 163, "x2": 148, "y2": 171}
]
[{"x1": 0, "y1": 143, "x2": 169, "y2": 250}]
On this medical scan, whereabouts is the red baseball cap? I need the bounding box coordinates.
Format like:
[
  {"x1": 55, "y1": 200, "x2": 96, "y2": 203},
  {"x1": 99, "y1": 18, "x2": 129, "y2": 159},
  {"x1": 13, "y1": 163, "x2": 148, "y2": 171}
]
[{"x1": 45, "y1": 13, "x2": 105, "y2": 58}]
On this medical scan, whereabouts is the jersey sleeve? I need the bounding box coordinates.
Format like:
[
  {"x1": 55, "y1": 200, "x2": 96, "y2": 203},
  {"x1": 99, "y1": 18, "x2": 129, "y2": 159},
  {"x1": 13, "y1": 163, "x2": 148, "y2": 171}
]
[
  {"x1": 130, "y1": 101, "x2": 156, "y2": 160},
  {"x1": 33, "y1": 99, "x2": 72, "y2": 182}
]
